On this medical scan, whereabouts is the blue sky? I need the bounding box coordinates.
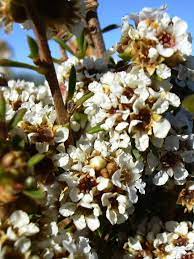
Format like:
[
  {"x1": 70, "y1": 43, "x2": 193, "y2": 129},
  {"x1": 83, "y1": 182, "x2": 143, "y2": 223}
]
[{"x1": 0, "y1": 0, "x2": 194, "y2": 66}]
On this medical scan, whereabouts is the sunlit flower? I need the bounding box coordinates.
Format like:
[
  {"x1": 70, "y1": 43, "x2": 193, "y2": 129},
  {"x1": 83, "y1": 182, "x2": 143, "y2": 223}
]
[
  {"x1": 146, "y1": 135, "x2": 193, "y2": 185},
  {"x1": 112, "y1": 152, "x2": 145, "y2": 203},
  {"x1": 101, "y1": 192, "x2": 134, "y2": 225},
  {"x1": 59, "y1": 195, "x2": 101, "y2": 231}
]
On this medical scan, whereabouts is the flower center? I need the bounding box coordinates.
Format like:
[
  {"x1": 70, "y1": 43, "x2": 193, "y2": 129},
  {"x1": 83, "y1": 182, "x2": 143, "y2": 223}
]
[
  {"x1": 79, "y1": 174, "x2": 97, "y2": 193},
  {"x1": 173, "y1": 236, "x2": 189, "y2": 246},
  {"x1": 123, "y1": 87, "x2": 134, "y2": 99},
  {"x1": 109, "y1": 197, "x2": 119, "y2": 209},
  {"x1": 132, "y1": 108, "x2": 152, "y2": 130},
  {"x1": 181, "y1": 252, "x2": 194, "y2": 259},
  {"x1": 121, "y1": 169, "x2": 134, "y2": 185},
  {"x1": 158, "y1": 31, "x2": 176, "y2": 48}
]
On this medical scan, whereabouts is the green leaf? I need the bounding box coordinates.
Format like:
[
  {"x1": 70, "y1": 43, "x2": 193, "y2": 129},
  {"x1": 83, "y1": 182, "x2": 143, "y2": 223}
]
[
  {"x1": 8, "y1": 108, "x2": 27, "y2": 130},
  {"x1": 119, "y1": 52, "x2": 131, "y2": 62},
  {"x1": 76, "y1": 30, "x2": 88, "y2": 59},
  {"x1": 27, "y1": 36, "x2": 39, "y2": 60},
  {"x1": 28, "y1": 154, "x2": 45, "y2": 168},
  {"x1": 53, "y1": 37, "x2": 75, "y2": 56},
  {"x1": 132, "y1": 149, "x2": 142, "y2": 161},
  {"x1": 87, "y1": 125, "x2": 104, "y2": 134},
  {"x1": 101, "y1": 24, "x2": 120, "y2": 33},
  {"x1": 109, "y1": 56, "x2": 116, "y2": 65},
  {"x1": 182, "y1": 94, "x2": 194, "y2": 113},
  {"x1": 0, "y1": 59, "x2": 45, "y2": 74},
  {"x1": 0, "y1": 92, "x2": 6, "y2": 121},
  {"x1": 23, "y1": 189, "x2": 45, "y2": 200},
  {"x1": 75, "y1": 92, "x2": 94, "y2": 109},
  {"x1": 118, "y1": 46, "x2": 132, "y2": 61},
  {"x1": 68, "y1": 65, "x2": 76, "y2": 99}
]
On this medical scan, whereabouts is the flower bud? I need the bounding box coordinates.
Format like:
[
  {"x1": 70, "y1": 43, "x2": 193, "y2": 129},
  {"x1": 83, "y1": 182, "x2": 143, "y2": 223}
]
[
  {"x1": 25, "y1": 176, "x2": 37, "y2": 189},
  {"x1": 90, "y1": 156, "x2": 107, "y2": 171},
  {"x1": 100, "y1": 168, "x2": 109, "y2": 178},
  {"x1": 106, "y1": 162, "x2": 118, "y2": 175}
]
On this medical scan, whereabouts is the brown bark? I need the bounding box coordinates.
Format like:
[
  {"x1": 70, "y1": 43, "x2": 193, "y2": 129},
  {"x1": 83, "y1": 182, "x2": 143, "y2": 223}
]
[
  {"x1": 86, "y1": 0, "x2": 106, "y2": 58},
  {"x1": 24, "y1": 0, "x2": 68, "y2": 125}
]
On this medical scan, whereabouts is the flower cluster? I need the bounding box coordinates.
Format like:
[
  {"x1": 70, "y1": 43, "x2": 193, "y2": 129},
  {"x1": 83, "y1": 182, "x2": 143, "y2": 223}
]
[
  {"x1": 58, "y1": 139, "x2": 142, "y2": 230},
  {"x1": 123, "y1": 218, "x2": 194, "y2": 259},
  {"x1": 0, "y1": 5, "x2": 194, "y2": 259},
  {"x1": 84, "y1": 67, "x2": 180, "y2": 152},
  {"x1": 117, "y1": 6, "x2": 192, "y2": 75},
  {"x1": 0, "y1": 210, "x2": 39, "y2": 257}
]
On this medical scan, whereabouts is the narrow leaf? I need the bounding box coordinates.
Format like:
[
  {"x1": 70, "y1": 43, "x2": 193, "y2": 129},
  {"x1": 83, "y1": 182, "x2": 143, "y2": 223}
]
[
  {"x1": 109, "y1": 56, "x2": 116, "y2": 65},
  {"x1": 0, "y1": 92, "x2": 6, "y2": 121},
  {"x1": 77, "y1": 30, "x2": 85, "y2": 52},
  {"x1": 53, "y1": 37, "x2": 75, "y2": 56},
  {"x1": 27, "y1": 36, "x2": 39, "y2": 59},
  {"x1": 0, "y1": 59, "x2": 44, "y2": 74},
  {"x1": 132, "y1": 149, "x2": 142, "y2": 161},
  {"x1": 87, "y1": 125, "x2": 104, "y2": 134},
  {"x1": 75, "y1": 92, "x2": 94, "y2": 109},
  {"x1": 102, "y1": 24, "x2": 120, "y2": 33},
  {"x1": 76, "y1": 30, "x2": 88, "y2": 58},
  {"x1": 28, "y1": 154, "x2": 45, "y2": 168},
  {"x1": 68, "y1": 65, "x2": 76, "y2": 99},
  {"x1": 8, "y1": 108, "x2": 27, "y2": 130},
  {"x1": 23, "y1": 189, "x2": 45, "y2": 200}
]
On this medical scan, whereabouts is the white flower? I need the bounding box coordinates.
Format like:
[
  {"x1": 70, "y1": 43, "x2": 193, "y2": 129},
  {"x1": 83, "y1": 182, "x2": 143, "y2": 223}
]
[
  {"x1": 148, "y1": 47, "x2": 159, "y2": 60},
  {"x1": 151, "y1": 135, "x2": 191, "y2": 186},
  {"x1": 6, "y1": 210, "x2": 39, "y2": 254},
  {"x1": 156, "y1": 16, "x2": 192, "y2": 58},
  {"x1": 130, "y1": 5, "x2": 167, "y2": 24},
  {"x1": 54, "y1": 127, "x2": 69, "y2": 143},
  {"x1": 156, "y1": 64, "x2": 171, "y2": 79},
  {"x1": 9, "y1": 210, "x2": 30, "y2": 229},
  {"x1": 112, "y1": 152, "x2": 145, "y2": 203},
  {"x1": 62, "y1": 233, "x2": 98, "y2": 259},
  {"x1": 129, "y1": 97, "x2": 172, "y2": 151},
  {"x1": 109, "y1": 130, "x2": 131, "y2": 152},
  {"x1": 53, "y1": 153, "x2": 70, "y2": 169},
  {"x1": 101, "y1": 192, "x2": 134, "y2": 225},
  {"x1": 59, "y1": 199, "x2": 101, "y2": 231}
]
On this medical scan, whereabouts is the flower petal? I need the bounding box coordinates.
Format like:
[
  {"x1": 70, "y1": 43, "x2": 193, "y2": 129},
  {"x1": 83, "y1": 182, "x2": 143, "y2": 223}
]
[
  {"x1": 135, "y1": 132, "x2": 149, "y2": 151},
  {"x1": 54, "y1": 127, "x2": 69, "y2": 143},
  {"x1": 153, "y1": 119, "x2": 171, "y2": 139},
  {"x1": 59, "y1": 202, "x2": 76, "y2": 217},
  {"x1": 86, "y1": 215, "x2": 100, "y2": 231},
  {"x1": 73, "y1": 214, "x2": 86, "y2": 230},
  {"x1": 153, "y1": 171, "x2": 169, "y2": 185}
]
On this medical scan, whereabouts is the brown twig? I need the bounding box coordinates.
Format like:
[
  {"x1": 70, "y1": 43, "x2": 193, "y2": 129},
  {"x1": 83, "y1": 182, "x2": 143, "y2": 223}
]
[
  {"x1": 85, "y1": 0, "x2": 106, "y2": 58},
  {"x1": 24, "y1": 0, "x2": 68, "y2": 125}
]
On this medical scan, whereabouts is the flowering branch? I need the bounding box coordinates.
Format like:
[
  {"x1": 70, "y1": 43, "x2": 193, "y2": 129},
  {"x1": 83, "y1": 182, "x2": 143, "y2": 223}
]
[
  {"x1": 23, "y1": 0, "x2": 68, "y2": 125},
  {"x1": 86, "y1": 0, "x2": 106, "y2": 58}
]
